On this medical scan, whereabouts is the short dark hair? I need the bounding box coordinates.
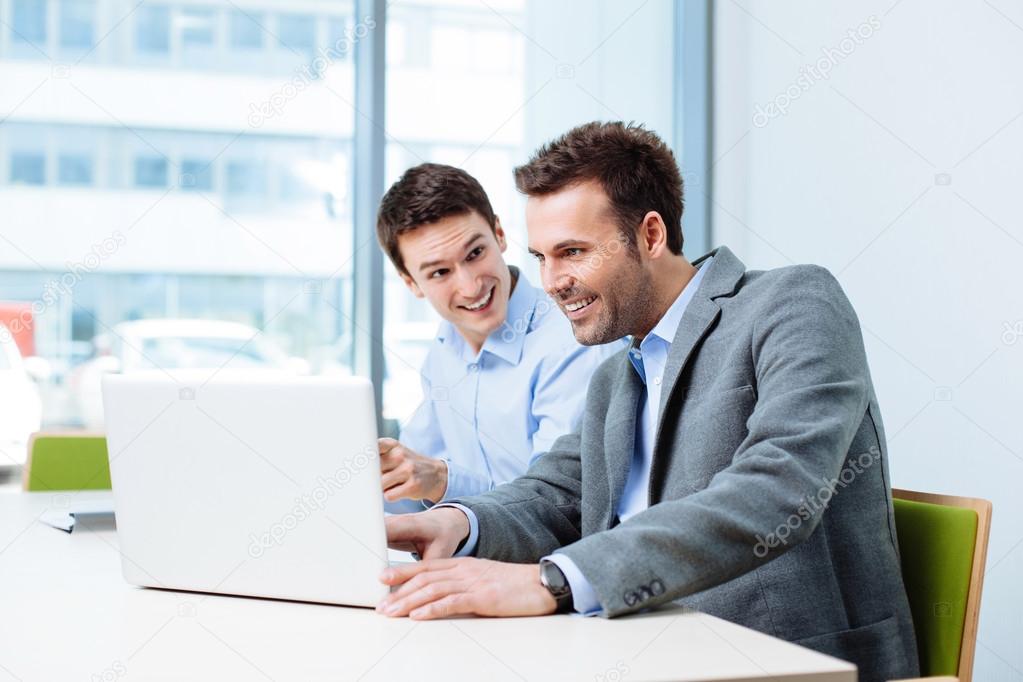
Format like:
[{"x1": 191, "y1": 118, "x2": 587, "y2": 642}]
[
  {"x1": 513, "y1": 121, "x2": 684, "y2": 255},
  {"x1": 376, "y1": 163, "x2": 498, "y2": 276}
]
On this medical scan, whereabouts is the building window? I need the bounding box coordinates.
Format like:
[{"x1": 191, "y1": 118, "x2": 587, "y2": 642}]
[
  {"x1": 59, "y1": 0, "x2": 95, "y2": 49},
  {"x1": 280, "y1": 169, "x2": 317, "y2": 202},
  {"x1": 229, "y1": 10, "x2": 263, "y2": 49},
  {"x1": 180, "y1": 159, "x2": 213, "y2": 191},
  {"x1": 180, "y1": 7, "x2": 216, "y2": 47},
  {"x1": 278, "y1": 14, "x2": 315, "y2": 59},
  {"x1": 226, "y1": 160, "x2": 264, "y2": 195},
  {"x1": 135, "y1": 5, "x2": 171, "y2": 53},
  {"x1": 11, "y1": 0, "x2": 47, "y2": 43},
  {"x1": 134, "y1": 156, "x2": 168, "y2": 187},
  {"x1": 325, "y1": 17, "x2": 353, "y2": 63},
  {"x1": 58, "y1": 154, "x2": 94, "y2": 185},
  {"x1": 10, "y1": 153, "x2": 46, "y2": 185}
]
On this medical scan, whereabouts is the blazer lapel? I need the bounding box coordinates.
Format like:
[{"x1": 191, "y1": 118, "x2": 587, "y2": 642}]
[
  {"x1": 656, "y1": 294, "x2": 720, "y2": 419},
  {"x1": 652, "y1": 247, "x2": 747, "y2": 469},
  {"x1": 604, "y1": 358, "x2": 644, "y2": 523}
]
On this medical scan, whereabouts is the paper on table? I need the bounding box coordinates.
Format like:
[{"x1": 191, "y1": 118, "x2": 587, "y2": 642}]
[{"x1": 39, "y1": 498, "x2": 116, "y2": 533}]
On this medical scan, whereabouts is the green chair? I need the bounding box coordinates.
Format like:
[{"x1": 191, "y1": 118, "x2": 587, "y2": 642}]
[
  {"x1": 22, "y1": 432, "x2": 112, "y2": 491},
  {"x1": 891, "y1": 489, "x2": 992, "y2": 682}
]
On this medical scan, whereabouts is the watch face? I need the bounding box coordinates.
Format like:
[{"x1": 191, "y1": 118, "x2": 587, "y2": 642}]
[{"x1": 541, "y1": 561, "x2": 568, "y2": 592}]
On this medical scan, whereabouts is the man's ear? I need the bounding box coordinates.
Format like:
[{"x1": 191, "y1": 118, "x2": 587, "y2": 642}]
[
  {"x1": 400, "y1": 271, "x2": 425, "y2": 298},
  {"x1": 640, "y1": 211, "x2": 669, "y2": 259},
  {"x1": 493, "y1": 217, "x2": 508, "y2": 253}
]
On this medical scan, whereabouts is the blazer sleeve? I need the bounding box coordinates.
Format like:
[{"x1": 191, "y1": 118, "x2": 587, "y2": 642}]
[
  {"x1": 447, "y1": 428, "x2": 585, "y2": 563},
  {"x1": 447, "y1": 347, "x2": 625, "y2": 563},
  {"x1": 556, "y1": 267, "x2": 873, "y2": 617}
]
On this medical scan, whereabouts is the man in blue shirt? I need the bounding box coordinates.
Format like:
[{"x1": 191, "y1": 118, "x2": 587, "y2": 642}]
[{"x1": 375, "y1": 163, "x2": 621, "y2": 510}]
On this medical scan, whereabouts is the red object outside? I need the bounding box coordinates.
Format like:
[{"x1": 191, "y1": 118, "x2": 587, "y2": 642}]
[{"x1": 0, "y1": 302, "x2": 36, "y2": 357}]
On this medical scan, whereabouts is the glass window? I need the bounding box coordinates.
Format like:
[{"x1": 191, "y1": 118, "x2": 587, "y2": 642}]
[
  {"x1": 229, "y1": 10, "x2": 263, "y2": 49},
  {"x1": 226, "y1": 160, "x2": 264, "y2": 195},
  {"x1": 180, "y1": 7, "x2": 216, "y2": 47},
  {"x1": 278, "y1": 14, "x2": 315, "y2": 58},
  {"x1": 59, "y1": 0, "x2": 95, "y2": 49},
  {"x1": 58, "y1": 154, "x2": 93, "y2": 185},
  {"x1": 324, "y1": 17, "x2": 353, "y2": 62},
  {"x1": 382, "y1": 0, "x2": 676, "y2": 421},
  {"x1": 135, "y1": 5, "x2": 170, "y2": 53},
  {"x1": 280, "y1": 168, "x2": 317, "y2": 202},
  {"x1": 180, "y1": 159, "x2": 213, "y2": 191},
  {"x1": 138, "y1": 336, "x2": 277, "y2": 370},
  {"x1": 10, "y1": 153, "x2": 45, "y2": 185},
  {"x1": 0, "y1": 1, "x2": 354, "y2": 435},
  {"x1": 387, "y1": 22, "x2": 406, "y2": 66},
  {"x1": 134, "y1": 156, "x2": 168, "y2": 187},
  {"x1": 11, "y1": 0, "x2": 46, "y2": 43}
]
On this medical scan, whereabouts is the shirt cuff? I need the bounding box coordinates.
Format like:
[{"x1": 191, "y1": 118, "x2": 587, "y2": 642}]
[
  {"x1": 429, "y1": 460, "x2": 491, "y2": 508},
  {"x1": 544, "y1": 553, "x2": 603, "y2": 616},
  {"x1": 432, "y1": 503, "x2": 479, "y2": 557}
]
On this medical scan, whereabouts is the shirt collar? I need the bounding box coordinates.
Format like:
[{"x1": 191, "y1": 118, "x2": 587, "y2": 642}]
[
  {"x1": 628, "y1": 257, "x2": 713, "y2": 378},
  {"x1": 436, "y1": 266, "x2": 538, "y2": 366}
]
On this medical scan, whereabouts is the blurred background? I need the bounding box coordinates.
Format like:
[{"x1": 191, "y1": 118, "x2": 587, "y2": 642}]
[
  {"x1": 0, "y1": 0, "x2": 683, "y2": 435},
  {"x1": 1, "y1": 0, "x2": 1021, "y2": 676}
]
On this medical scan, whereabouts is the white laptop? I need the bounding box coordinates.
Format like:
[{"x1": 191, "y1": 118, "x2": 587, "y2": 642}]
[{"x1": 102, "y1": 371, "x2": 390, "y2": 607}]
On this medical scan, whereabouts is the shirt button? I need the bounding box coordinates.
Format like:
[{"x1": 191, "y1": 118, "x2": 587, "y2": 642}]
[
  {"x1": 468, "y1": 363, "x2": 479, "y2": 372},
  {"x1": 653, "y1": 376, "x2": 661, "y2": 386}
]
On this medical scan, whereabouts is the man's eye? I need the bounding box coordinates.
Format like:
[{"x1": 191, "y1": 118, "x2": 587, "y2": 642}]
[
  {"x1": 430, "y1": 269, "x2": 449, "y2": 279},
  {"x1": 466, "y1": 246, "x2": 484, "y2": 261},
  {"x1": 531, "y1": 253, "x2": 545, "y2": 264},
  {"x1": 564, "y1": 248, "x2": 583, "y2": 257}
]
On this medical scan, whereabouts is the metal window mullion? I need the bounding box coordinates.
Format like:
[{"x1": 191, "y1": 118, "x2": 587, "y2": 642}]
[
  {"x1": 674, "y1": 0, "x2": 713, "y2": 258},
  {"x1": 351, "y1": 0, "x2": 387, "y2": 429}
]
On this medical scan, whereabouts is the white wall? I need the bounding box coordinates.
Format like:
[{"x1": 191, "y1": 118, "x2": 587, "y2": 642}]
[
  {"x1": 513, "y1": 0, "x2": 676, "y2": 265},
  {"x1": 714, "y1": 1, "x2": 1023, "y2": 677}
]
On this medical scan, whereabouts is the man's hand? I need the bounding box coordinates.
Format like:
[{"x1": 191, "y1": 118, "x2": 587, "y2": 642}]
[
  {"x1": 379, "y1": 438, "x2": 448, "y2": 503},
  {"x1": 377, "y1": 558, "x2": 557, "y2": 620},
  {"x1": 385, "y1": 507, "x2": 470, "y2": 560}
]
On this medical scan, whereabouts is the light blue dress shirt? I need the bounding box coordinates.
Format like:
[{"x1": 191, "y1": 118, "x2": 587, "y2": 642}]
[
  {"x1": 447, "y1": 259, "x2": 713, "y2": 615},
  {"x1": 389, "y1": 269, "x2": 624, "y2": 513}
]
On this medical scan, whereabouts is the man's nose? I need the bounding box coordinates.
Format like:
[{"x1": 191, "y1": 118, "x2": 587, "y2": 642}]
[
  {"x1": 542, "y1": 265, "x2": 574, "y2": 300},
  {"x1": 456, "y1": 267, "x2": 482, "y2": 298}
]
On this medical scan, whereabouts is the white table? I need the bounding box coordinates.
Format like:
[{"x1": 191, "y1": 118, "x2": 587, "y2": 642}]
[{"x1": 0, "y1": 491, "x2": 856, "y2": 682}]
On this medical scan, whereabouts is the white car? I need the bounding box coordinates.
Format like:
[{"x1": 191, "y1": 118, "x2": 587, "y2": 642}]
[
  {"x1": 0, "y1": 324, "x2": 45, "y2": 467},
  {"x1": 70, "y1": 319, "x2": 309, "y2": 430}
]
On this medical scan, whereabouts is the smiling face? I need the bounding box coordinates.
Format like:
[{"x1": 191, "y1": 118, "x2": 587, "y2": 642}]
[
  {"x1": 527, "y1": 180, "x2": 657, "y2": 345},
  {"x1": 398, "y1": 211, "x2": 512, "y2": 352}
]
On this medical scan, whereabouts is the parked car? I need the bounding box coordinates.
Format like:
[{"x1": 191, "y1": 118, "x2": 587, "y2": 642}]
[
  {"x1": 0, "y1": 323, "x2": 46, "y2": 466},
  {"x1": 69, "y1": 319, "x2": 309, "y2": 429}
]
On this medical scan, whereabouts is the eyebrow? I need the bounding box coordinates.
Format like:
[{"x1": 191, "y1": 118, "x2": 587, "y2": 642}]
[
  {"x1": 528, "y1": 239, "x2": 593, "y2": 258},
  {"x1": 552, "y1": 240, "x2": 591, "y2": 250},
  {"x1": 417, "y1": 233, "x2": 485, "y2": 272}
]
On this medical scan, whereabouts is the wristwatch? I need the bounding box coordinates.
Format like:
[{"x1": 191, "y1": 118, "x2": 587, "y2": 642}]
[{"x1": 539, "y1": 559, "x2": 573, "y2": 613}]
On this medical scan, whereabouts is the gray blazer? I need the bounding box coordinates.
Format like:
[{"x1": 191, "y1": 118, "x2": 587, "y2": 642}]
[{"x1": 453, "y1": 246, "x2": 918, "y2": 681}]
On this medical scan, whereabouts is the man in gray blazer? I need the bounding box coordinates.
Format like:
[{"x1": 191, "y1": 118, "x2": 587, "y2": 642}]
[{"x1": 377, "y1": 122, "x2": 919, "y2": 681}]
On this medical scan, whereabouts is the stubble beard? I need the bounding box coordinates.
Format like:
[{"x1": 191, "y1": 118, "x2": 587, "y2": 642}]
[{"x1": 572, "y1": 263, "x2": 655, "y2": 345}]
